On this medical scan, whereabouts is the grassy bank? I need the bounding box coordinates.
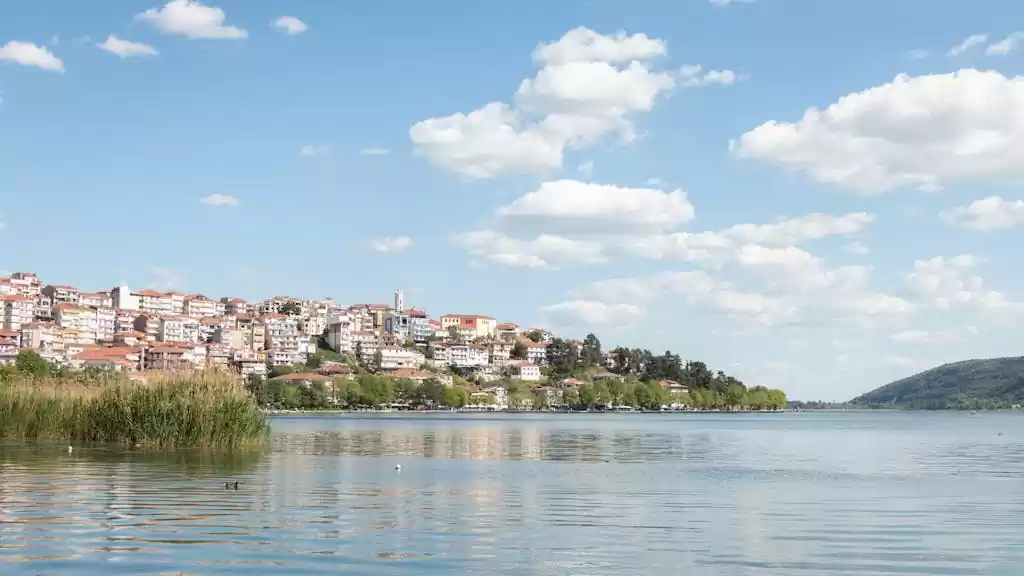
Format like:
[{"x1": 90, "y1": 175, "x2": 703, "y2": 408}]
[{"x1": 0, "y1": 372, "x2": 270, "y2": 448}]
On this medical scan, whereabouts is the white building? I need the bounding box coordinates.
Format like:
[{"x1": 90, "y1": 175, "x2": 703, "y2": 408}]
[
  {"x1": 159, "y1": 316, "x2": 187, "y2": 343},
  {"x1": 53, "y1": 304, "x2": 98, "y2": 343},
  {"x1": 111, "y1": 286, "x2": 139, "y2": 311},
  {"x1": 183, "y1": 295, "x2": 219, "y2": 318},
  {"x1": 378, "y1": 346, "x2": 425, "y2": 370},
  {"x1": 525, "y1": 341, "x2": 548, "y2": 365},
  {"x1": 484, "y1": 386, "x2": 508, "y2": 410},
  {"x1": 449, "y1": 344, "x2": 489, "y2": 368},
  {"x1": 136, "y1": 289, "x2": 173, "y2": 316},
  {"x1": 3, "y1": 295, "x2": 36, "y2": 332},
  {"x1": 94, "y1": 307, "x2": 116, "y2": 341},
  {"x1": 513, "y1": 363, "x2": 542, "y2": 381}
]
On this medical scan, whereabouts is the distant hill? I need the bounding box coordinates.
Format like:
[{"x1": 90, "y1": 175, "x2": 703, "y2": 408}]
[{"x1": 850, "y1": 357, "x2": 1024, "y2": 410}]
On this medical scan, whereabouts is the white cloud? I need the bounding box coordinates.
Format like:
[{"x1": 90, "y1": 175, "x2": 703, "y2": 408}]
[
  {"x1": 844, "y1": 241, "x2": 870, "y2": 255},
  {"x1": 137, "y1": 0, "x2": 247, "y2": 40},
  {"x1": 907, "y1": 49, "x2": 929, "y2": 60},
  {"x1": 150, "y1": 267, "x2": 183, "y2": 290},
  {"x1": 370, "y1": 236, "x2": 413, "y2": 253},
  {"x1": 543, "y1": 300, "x2": 646, "y2": 326},
  {"x1": 199, "y1": 193, "x2": 240, "y2": 206},
  {"x1": 454, "y1": 230, "x2": 605, "y2": 269},
  {"x1": 644, "y1": 177, "x2": 665, "y2": 186},
  {"x1": 410, "y1": 27, "x2": 674, "y2": 179},
  {"x1": 628, "y1": 212, "x2": 874, "y2": 261},
  {"x1": 360, "y1": 147, "x2": 389, "y2": 155},
  {"x1": 986, "y1": 32, "x2": 1024, "y2": 56},
  {"x1": 709, "y1": 0, "x2": 754, "y2": 6},
  {"x1": 563, "y1": 252, "x2": 910, "y2": 328},
  {"x1": 942, "y1": 196, "x2": 1024, "y2": 231},
  {"x1": 905, "y1": 255, "x2": 1017, "y2": 310},
  {"x1": 300, "y1": 144, "x2": 331, "y2": 157},
  {"x1": 272, "y1": 16, "x2": 307, "y2": 35},
  {"x1": 947, "y1": 34, "x2": 987, "y2": 56},
  {"x1": 680, "y1": 64, "x2": 744, "y2": 87},
  {"x1": 884, "y1": 355, "x2": 919, "y2": 368},
  {"x1": 97, "y1": 35, "x2": 159, "y2": 58},
  {"x1": 531, "y1": 27, "x2": 666, "y2": 66},
  {"x1": 496, "y1": 179, "x2": 695, "y2": 232},
  {"x1": 577, "y1": 160, "x2": 594, "y2": 178},
  {"x1": 731, "y1": 69, "x2": 1024, "y2": 194},
  {"x1": 0, "y1": 41, "x2": 64, "y2": 72}
]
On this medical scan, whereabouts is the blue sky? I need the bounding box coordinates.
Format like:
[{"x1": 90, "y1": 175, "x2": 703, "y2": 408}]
[{"x1": 4, "y1": 0, "x2": 1024, "y2": 400}]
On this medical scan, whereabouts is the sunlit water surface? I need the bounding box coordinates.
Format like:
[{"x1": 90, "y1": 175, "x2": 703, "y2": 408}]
[{"x1": 1, "y1": 412, "x2": 1022, "y2": 575}]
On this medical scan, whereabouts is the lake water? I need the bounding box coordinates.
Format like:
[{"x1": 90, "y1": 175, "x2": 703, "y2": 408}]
[{"x1": 1, "y1": 412, "x2": 1022, "y2": 575}]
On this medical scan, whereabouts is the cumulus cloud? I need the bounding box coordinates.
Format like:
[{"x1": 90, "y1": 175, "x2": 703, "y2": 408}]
[
  {"x1": 370, "y1": 236, "x2": 413, "y2": 253},
  {"x1": 137, "y1": 0, "x2": 247, "y2": 40},
  {"x1": 454, "y1": 230, "x2": 605, "y2": 269},
  {"x1": 97, "y1": 35, "x2": 158, "y2": 58},
  {"x1": 410, "y1": 27, "x2": 675, "y2": 179},
  {"x1": 0, "y1": 41, "x2": 64, "y2": 72},
  {"x1": 199, "y1": 194, "x2": 240, "y2": 206},
  {"x1": 947, "y1": 34, "x2": 987, "y2": 56},
  {"x1": 272, "y1": 16, "x2": 307, "y2": 35},
  {"x1": 627, "y1": 212, "x2": 874, "y2": 261},
  {"x1": 905, "y1": 255, "x2": 1018, "y2": 310},
  {"x1": 731, "y1": 69, "x2": 1024, "y2": 194},
  {"x1": 942, "y1": 196, "x2": 1024, "y2": 231},
  {"x1": 680, "y1": 64, "x2": 743, "y2": 87},
  {"x1": 543, "y1": 300, "x2": 646, "y2": 326},
  {"x1": 495, "y1": 179, "x2": 695, "y2": 233}
]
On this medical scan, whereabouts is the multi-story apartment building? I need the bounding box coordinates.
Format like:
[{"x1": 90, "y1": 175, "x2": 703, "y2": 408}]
[
  {"x1": 111, "y1": 286, "x2": 139, "y2": 311},
  {"x1": 42, "y1": 285, "x2": 81, "y2": 306},
  {"x1": 236, "y1": 316, "x2": 266, "y2": 352},
  {"x1": 132, "y1": 314, "x2": 162, "y2": 341},
  {"x1": 136, "y1": 289, "x2": 173, "y2": 316},
  {"x1": 496, "y1": 322, "x2": 519, "y2": 339},
  {"x1": 79, "y1": 292, "x2": 113, "y2": 308},
  {"x1": 441, "y1": 314, "x2": 497, "y2": 339},
  {"x1": 52, "y1": 304, "x2": 98, "y2": 343},
  {"x1": 378, "y1": 346, "x2": 425, "y2": 370},
  {"x1": 3, "y1": 294, "x2": 36, "y2": 332},
  {"x1": 32, "y1": 295, "x2": 53, "y2": 322},
  {"x1": 166, "y1": 291, "x2": 186, "y2": 315},
  {"x1": 264, "y1": 315, "x2": 307, "y2": 359},
  {"x1": 158, "y1": 316, "x2": 191, "y2": 343},
  {"x1": 144, "y1": 346, "x2": 189, "y2": 371},
  {"x1": 488, "y1": 340, "x2": 512, "y2": 365},
  {"x1": 183, "y1": 294, "x2": 219, "y2": 318},
  {"x1": 114, "y1": 309, "x2": 139, "y2": 334},
  {"x1": 525, "y1": 341, "x2": 548, "y2": 365},
  {"x1": 9, "y1": 272, "x2": 42, "y2": 297},
  {"x1": 20, "y1": 322, "x2": 62, "y2": 354},
  {"x1": 266, "y1": 347, "x2": 301, "y2": 367},
  {"x1": 0, "y1": 278, "x2": 16, "y2": 296},
  {"x1": 383, "y1": 311, "x2": 410, "y2": 343},
  {"x1": 0, "y1": 329, "x2": 20, "y2": 354},
  {"x1": 449, "y1": 344, "x2": 489, "y2": 368},
  {"x1": 220, "y1": 297, "x2": 248, "y2": 316},
  {"x1": 95, "y1": 307, "x2": 116, "y2": 341}
]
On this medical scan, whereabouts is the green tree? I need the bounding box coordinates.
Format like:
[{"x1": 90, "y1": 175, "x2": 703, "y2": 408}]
[
  {"x1": 372, "y1": 350, "x2": 383, "y2": 373},
  {"x1": 525, "y1": 330, "x2": 544, "y2": 343},
  {"x1": 280, "y1": 301, "x2": 302, "y2": 316},
  {"x1": 546, "y1": 338, "x2": 578, "y2": 380},
  {"x1": 511, "y1": 340, "x2": 528, "y2": 360},
  {"x1": 563, "y1": 387, "x2": 580, "y2": 408},
  {"x1": 447, "y1": 325, "x2": 462, "y2": 343},
  {"x1": 267, "y1": 364, "x2": 294, "y2": 379},
  {"x1": 581, "y1": 333, "x2": 602, "y2": 367},
  {"x1": 443, "y1": 386, "x2": 469, "y2": 408},
  {"x1": 15, "y1": 350, "x2": 52, "y2": 376}
]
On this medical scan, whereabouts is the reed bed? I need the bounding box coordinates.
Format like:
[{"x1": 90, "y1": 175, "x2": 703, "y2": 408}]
[{"x1": 0, "y1": 372, "x2": 270, "y2": 448}]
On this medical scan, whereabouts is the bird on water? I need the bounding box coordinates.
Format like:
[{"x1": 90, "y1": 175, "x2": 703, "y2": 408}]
[
  {"x1": 224, "y1": 481, "x2": 240, "y2": 490},
  {"x1": 395, "y1": 464, "x2": 402, "y2": 471}
]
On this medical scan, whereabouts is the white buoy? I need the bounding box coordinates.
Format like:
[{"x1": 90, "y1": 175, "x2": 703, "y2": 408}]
[
  {"x1": 67, "y1": 446, "x2": 73, "y2": 453},
  {"x1": 395, "y1": 464, "x2": 402, "y2": 471}
]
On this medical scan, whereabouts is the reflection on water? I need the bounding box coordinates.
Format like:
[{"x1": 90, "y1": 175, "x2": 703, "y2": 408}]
[{"x1": 1, "y1": 413, "x2": 1023, "y2": 575}]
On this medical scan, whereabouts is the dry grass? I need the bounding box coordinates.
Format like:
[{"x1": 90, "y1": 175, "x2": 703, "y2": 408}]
[{"x1": 0, "y1": 371, "x2": 269, "y2": 448}]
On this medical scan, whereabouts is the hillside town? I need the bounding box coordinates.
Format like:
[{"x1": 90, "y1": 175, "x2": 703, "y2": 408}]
[{"x1": 0, "y1": 271, "x2": 785, "y2": 411}]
